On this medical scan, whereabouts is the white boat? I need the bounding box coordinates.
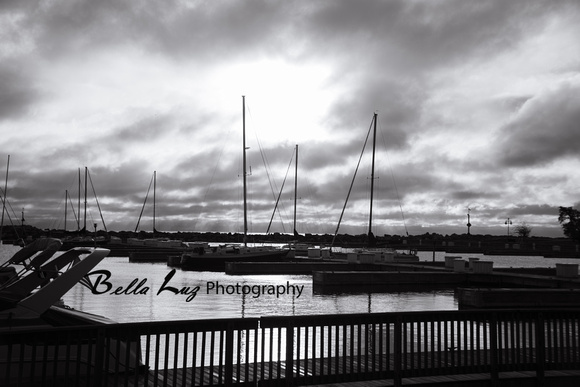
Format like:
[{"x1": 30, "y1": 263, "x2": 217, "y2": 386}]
[
  {"x1": 0, "y1": 248, "x2": 91, "y2": 304},
  {"x1": 281, "y1": 242, "x2": 312, "y2": 257},
  {"x1": 179, "y1": 97, "x2": 289, "y2": 271},
  {"x1": 0, "y1": 241, "x2": 145, "y2": 381},
  {"x1": 0, "y1": 246, "x2": 110, "y2": 322},
  {"x1": 336, "y1": 247, "x2": 418, "y2": 263}
]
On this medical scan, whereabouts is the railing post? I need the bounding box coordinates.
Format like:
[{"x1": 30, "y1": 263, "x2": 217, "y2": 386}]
[
  {"x1": 535, "y1": 312, "x2": 546, "y2": 385},
  {"x1": 285, "y1": 324, "x2": 295, "y2": 385},
  {"x1": 225, "y1": 322, "x2": 234, "y2": 387},
  {"x1": 394, "y1": 316, "x2": 402, "y2": 387},
  {"x1": 489, "y1": 312, "x2": 499, "y2": 387},
  {"x1": 93, "y1": 326, "x2": 105, "y2": 387}
]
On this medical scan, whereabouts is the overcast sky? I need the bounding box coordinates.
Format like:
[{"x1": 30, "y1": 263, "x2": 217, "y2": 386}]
[{"x1": 1, "y1": 0, "x2": 579, "y2": 238}]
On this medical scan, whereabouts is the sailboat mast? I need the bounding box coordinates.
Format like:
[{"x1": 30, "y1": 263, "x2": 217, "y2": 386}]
[
  {"x1": 293, "y1": 144, "x2": 298, "y2": 235},
  {"x1": 368, "y1": 113, "x2": 377, "y2": 239},
  {"x1": 153, "y1": 170, "x2": 156, "y2": 233},
  {"x1": 0, "y1": 155, "x2": 9, "y2": 242},
  {"x1": 242, "y1": 96, "x2": 248, "y2": 246},
  {"x1": 77, "y1": 168, "x2": 81, "y2": 231},
  {"x1": 83, "y1": 166, "x2": 88, "y2": 232},
  {"x1": 64, "y1": 190, "x2": 68, "y2": 231}
]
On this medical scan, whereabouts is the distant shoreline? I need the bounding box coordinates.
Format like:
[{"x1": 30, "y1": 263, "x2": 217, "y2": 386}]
[{"x1": 1, "y1": 224, "x2": 579, "y2": 258}]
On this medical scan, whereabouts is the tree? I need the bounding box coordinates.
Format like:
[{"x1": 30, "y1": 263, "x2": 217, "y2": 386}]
[
  {"x1": 558, "y1": 206, "x2": 580, "y2": 243},
  {"x1": 513, "y1": 222, "x2": 533, "y2": 238}
]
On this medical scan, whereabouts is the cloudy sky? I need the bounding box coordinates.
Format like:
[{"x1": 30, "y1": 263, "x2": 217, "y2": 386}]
[{"x1": 1, "y1": 0, "x2": 579, "y2": 238}]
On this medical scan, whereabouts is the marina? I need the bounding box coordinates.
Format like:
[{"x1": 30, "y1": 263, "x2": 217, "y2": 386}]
[
  {"x1": 4, "y1": 244, "x2": 580, "y2": 322},
  {"x1": 2, "y1": 243, "x2": 580, "y2": 386},
  {"x1": 2, "y1": 1, "x2": 580, "y2": 385}
]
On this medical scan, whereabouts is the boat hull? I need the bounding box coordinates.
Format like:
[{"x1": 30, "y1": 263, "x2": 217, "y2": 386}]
[{"x1": 180, "y1": 249, "x2": 290, "y2": 271}]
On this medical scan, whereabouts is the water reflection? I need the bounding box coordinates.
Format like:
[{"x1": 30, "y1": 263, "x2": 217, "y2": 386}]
[
  {"x1": 52, "y1": 257, "x2": 457, "y2": 322},
  {"x1": 3, "y1": 244, "x2": 578, "y2": 324}
]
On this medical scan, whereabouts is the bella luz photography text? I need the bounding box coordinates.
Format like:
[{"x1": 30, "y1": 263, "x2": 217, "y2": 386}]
[{"x1": 82, "y1": 269, "x2": 305, "y2": 302}]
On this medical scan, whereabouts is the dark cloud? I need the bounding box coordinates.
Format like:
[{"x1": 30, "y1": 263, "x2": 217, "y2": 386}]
[
  {"x1": 508, "y1": 204, "x2": 559, "y2": 217},
  {"x1": 496, "y1": 81, "x2": 580, "y2": 167},
  {"x1": 18, "y1": 0, "x2": 296, "y2": 61},
  {"x1": 451, "y1": 190, "x2": 490, "y2": 201},
  {"x1": 19, "y1": 0, "x2": 568, "y2": 69},
  {"x1": 110, "y1": 114, "x2": 175, "y2": 143},
  {"x1": 322, "y1": 0, "x2": 575, "y2": 71},
  {"x1": 304, "y1": 0, "x2": 568, "y2": 147},
  {"x1": 323, "y1": 80, "x2": 424, "y2": 148},
  {"x1": 0, "y1": 64, "x2": 38, "y2": 120},
  {"x1": 1, "y1": 0, "x2": 578, "y2": 236}
]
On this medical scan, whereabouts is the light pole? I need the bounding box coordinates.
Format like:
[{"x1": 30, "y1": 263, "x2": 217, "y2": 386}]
[
  {"x1": 466, "y1": 207, "x2": 472, "y2": 235},
  {"x1": 505, "y1": 218, "x2": 512, "y2": 236}
]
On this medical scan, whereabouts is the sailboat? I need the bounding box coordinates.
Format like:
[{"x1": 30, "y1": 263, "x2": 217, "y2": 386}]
[
  {"x1": 179, "y1": 96, "x2": 289, "y2": 271},
  {"x1": 60, "y1": 167, "x2": 109, "y2": 249},
  {"x1": 287, "y1": 144, "x2": 315, "y2": 257},
  {"x1": 331, "y1": 113, "x2": 418, "y2": 263},
  {"x1": 267, "y1": 144, "x2": 314, "y2": 257}
]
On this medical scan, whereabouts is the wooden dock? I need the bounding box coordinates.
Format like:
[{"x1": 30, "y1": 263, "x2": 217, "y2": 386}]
[
  {"x1": 75, "y1": 352, "x2": 580, "y2": 387},
  {"x1": 301, "y1": 370, "x2": 580, "y2": 387}
]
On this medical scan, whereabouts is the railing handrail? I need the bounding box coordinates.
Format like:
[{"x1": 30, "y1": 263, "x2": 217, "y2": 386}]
[
  {"x1": 2, "y1": 308, "x2": 580, "y2": 386},
  {"x1": 3, "y1": 307, "x2": 579, "y2": 335}
]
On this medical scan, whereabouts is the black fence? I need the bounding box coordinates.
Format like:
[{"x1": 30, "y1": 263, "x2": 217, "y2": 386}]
[{"x1": 2, "y1": 309, "x2": 579, "y2": 386}]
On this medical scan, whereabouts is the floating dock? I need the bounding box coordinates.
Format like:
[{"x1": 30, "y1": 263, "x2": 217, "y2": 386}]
[
  {"x1": 312, "y1": 258, "x2": 580, "y2": 296},
  {"x1": 225, "y1": 261, "x2": 385, "y2": 275},
  {"x1": 129, "y1": 249, "x2": 183, "y2": 262},
  {"x1": 313, "y1": 271, "x2": 468, "y2": 293},
  {"x1": 457, "y1": 288, "x2": 580, "y2": 309},
  {"x1": 313, "y1": 269, "x2": 580, "y2": 292}
]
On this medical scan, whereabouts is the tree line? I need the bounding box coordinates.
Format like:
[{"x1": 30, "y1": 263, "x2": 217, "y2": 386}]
[{"x1": 559, "y1": 206, "x2": 580, "y2": 243}]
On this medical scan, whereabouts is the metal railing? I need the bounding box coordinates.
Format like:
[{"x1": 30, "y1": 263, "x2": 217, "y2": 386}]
[{"x1": 1, "y1": 309, "x2": 579, "y2": 386}]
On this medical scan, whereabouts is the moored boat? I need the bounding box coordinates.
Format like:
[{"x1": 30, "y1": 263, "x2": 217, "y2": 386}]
[
  {"x1": 0, "y1": 241, "x2": 145, "y2": 382},
  {"x1": 331, "y1": 113, "x2": 418, "y2": 263},
  {"x1": 179, "y1": 97, "x2": 290, "y2": 271},
  {"x1": 179, "y1": 242, "x2": 289, "y2": 271},
  {"x1": 332, "y1": 247, "x2": 419, "y2": 263}
]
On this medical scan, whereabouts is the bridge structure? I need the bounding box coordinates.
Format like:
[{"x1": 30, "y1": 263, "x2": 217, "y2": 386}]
[{"x1": 2, "y1": 308, "x2": 580, "y2": 386}]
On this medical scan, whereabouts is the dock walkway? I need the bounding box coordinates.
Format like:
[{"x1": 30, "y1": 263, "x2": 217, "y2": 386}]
[
  {"x1": 300, "y1": 370, "x2": 580, "y2": 387},
  {"x1": 4, "y1": 309, "x2": 580, "y2": 387},
  {"x1": 82, "y1": 353, "x2": 580, "y2": 387}
]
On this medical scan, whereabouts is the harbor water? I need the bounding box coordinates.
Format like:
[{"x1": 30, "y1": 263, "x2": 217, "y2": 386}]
[{"x1": 2, "y1": 244, "x2": 579, "y2": 323}]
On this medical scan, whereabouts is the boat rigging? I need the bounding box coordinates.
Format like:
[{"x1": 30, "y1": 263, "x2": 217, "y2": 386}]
[{"x1": 331, "y1": 113, "x2": 378, "y2": 247}]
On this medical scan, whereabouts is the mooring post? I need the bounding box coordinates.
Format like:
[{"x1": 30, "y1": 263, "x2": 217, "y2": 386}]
[{"x1": 433, "y1": 240, "x2": 436, "y2": 262}]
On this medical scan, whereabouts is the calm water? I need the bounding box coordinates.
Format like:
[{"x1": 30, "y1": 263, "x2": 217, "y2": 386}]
[{"x1": 2, "y1": 244, "x2": 579, "y2": 323}]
